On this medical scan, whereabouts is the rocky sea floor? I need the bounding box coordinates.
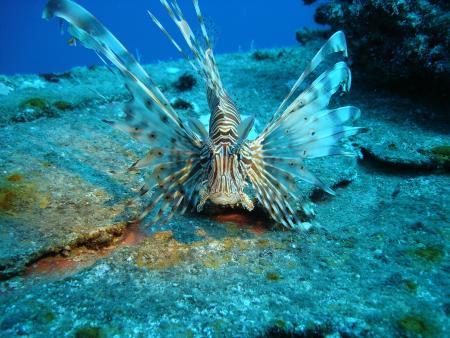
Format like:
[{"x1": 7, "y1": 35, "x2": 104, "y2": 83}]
[{"x1": 0, "y1": 40, "x2": 449, "y2": 337}]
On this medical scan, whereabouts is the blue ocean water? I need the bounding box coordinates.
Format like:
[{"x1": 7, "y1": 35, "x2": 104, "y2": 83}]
[{"x1": 0, "y1": 0, "x2": 319, "y2": 74}]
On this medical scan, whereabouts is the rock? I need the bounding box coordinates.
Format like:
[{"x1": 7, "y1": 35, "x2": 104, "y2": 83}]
[
  {"x1": 308, "y1": 0, "x2": 450, "y2": 102},
  {"x1": 0, "y1": 40, "x2": 448, "y2": 337},
  {"x1": 173, "y1": 72, "x2": 197, "y2": 91}
]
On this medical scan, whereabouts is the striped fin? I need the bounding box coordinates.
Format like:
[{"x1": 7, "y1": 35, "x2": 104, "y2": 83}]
[
  {"x1": 188, "y1": 117, "x2": 209, "y2": 140},
  {"x1": 148, "y1": 0, "x2": 224, "y2": 94},
  {"x1": 43, "y1": 0, "x2": 188, "y2": 132},
  {"x1": 237, "y1": 116, "x2": 255, "y2": 141},
  {"x1": 262, "y1": 61, "x2": 352, "y2": 139},
  {"x1": 248, "y1": 32, "x2": 364, "y2": 229},
  {"x1": 138, "y1": 160, "x2": 204, "y2": 225},
  {"x1": 43, "y1": 0, "x2": 205, "y2": 226},
  {"x1": 272, "y1": 31, "x2": 348, "y2": 121},
  {"x1": 149, "y1": 0, "x2": 241, "y2": 145},
  {"x1": 247, "y1": 164, "x2": 301, "y2": 229}
]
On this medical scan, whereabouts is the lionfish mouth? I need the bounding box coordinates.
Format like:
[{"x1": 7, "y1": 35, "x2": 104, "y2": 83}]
[
  {"x1": 208, "y1": 191, "x2": 242, "y2": 206},
  {"x1": 208, "y1": 172, "x2": 242, "y2": 205}
]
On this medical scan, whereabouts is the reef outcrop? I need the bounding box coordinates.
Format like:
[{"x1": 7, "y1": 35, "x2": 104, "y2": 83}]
[{"x1": 304, "y1": 0, "x2": 450, "y2": 102}]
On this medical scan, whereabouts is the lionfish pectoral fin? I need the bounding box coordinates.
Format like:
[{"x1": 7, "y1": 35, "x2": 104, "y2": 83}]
[
  {"x1": 237, "y1": 116, "x2": 255, "y2": 141},
  {"x1": 247, "y1": 31, "x2": 364, "y2": 229},
  {"x1": 240, "y1": 192, "x2": 254, "y2": 211},
  {"x1": 188, "y1": 117, "x2": 209, "y2": 140},
  {"x1": 197, "y1": 187, "x2": 209, "y2": 212},
  {"x1": 44, "y1": 0, "x2": 205, "y2": 226}
]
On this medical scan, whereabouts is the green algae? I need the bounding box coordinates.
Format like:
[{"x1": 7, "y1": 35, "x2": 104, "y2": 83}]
[
  {"x1": 16, "y1": 97, "x2": 59, "y2": 122},
  {"x1": 266, "y1": 271, "x2": 281, "y2": 281},
  {"x1": 54, "y1": 100, "x2": 73, "y2": 111},
  {"x1": 431, "y1": 146, "x2": 450, "y2": 156},
  {"x1": 403, "y1": 280, "x2": 418, "y2": 294},
  {"x1": 388, "y1": 143, "x2": 398, "y2": 150},
  {"x1": 34, "y1": 310, "x2": 55, "y2": 325},
  {"x1": 397, "y1": 314, "x2": 438, "y2": 337},
  {"x1": 408, "y1": 245, "x2": 444, "y2": 264},
  {"x1": 19, "y1": 98, "x2": 49, "y2": 110},
  {"x1": 41, "y1": 311, "x2": 55, "y2": 323},
  {"x1": 271, "y1": 319, "x2": 287, "y2": 329},
  {"x1": 430, "y1": 145, "x2": 450, "y2": 165},
  {"x1": 75, "y1": 327, "x2": 106, "y2": 338}
]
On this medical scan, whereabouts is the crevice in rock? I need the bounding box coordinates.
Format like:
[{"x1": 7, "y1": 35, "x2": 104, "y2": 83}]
[
  {"x1": 359, "y1": 147, "x2": 448, "y2": 175},
  {"x1": 0, "y1": 221, "x2": 145, "y2": 281}
]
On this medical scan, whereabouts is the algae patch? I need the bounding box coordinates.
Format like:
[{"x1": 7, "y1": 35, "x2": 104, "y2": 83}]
[
  {"x1": 266, "y1": 271, "x2": 282, "y2": 281},
  {"x1": 14, "y1": 97, "x2": 75, "y2": 123},
  {"x1": 0, "y1": 173, "x2": 50, "y2": 215},
  {"x1": 407, "y1": 245, "x2": 444, "y2": 264},
  {"x1": 136, "y1": 231, "x2": 192, "y2": 270},
  {"x1": 54, "y1": 100, "x2": 73, "y2": 111},
  {"x1": 397, "y1": 314, "x2": 438, "y2": 337},
  {"x1": 136, "y1": 230, "x2": 286, "y2": 270},
  {"x1": 19, "y1": 98, "x2": 49, "y2": 111},
  {"x1": 15, "y1": 97, "x2": 59, "y2": 122},
  {"x1": 74, "y1": 326, "x2": 107, "y2": 338},
  {"x1": 429, "y1": 145, "x2": 450, "y2": 167}
]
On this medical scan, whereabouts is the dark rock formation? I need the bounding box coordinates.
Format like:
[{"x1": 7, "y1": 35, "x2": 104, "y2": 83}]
[{"x1": 307, "y1": 0, "x2": 450, "y2": 102}]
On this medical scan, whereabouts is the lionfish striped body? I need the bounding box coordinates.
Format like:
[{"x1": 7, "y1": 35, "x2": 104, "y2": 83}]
[{"x1": 43, "y1": 0, "x2": 365, "y2": 229}]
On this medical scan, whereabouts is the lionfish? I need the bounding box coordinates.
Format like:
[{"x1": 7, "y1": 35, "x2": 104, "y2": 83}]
[{"x1": 43, "y1": 0, "x2": 364, "y2": 229}]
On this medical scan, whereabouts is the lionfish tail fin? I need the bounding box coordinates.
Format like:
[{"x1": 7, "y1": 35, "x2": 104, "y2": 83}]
[
  {"x1": 44, "y1": 0, "x2": 205, "y2": 226},
  {"x1": 149, "y1": 0, "x2": 224, "y2": 93},
  {"x1": 248, "y1": 31, "x2": 364, "y2": 229}
]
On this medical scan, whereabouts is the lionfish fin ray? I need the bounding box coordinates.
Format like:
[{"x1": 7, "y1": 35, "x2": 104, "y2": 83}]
[
  {"x1": 43, "y1": 0, "x2": 204, "y2": 226},
  {"x1": 248, "y1": 31, "x2": 362, "y2": 228}
]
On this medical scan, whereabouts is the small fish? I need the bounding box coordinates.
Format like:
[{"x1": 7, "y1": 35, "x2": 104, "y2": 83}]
[{"x1": 43, "y1": 0, "x2": 365, "y2": 229}]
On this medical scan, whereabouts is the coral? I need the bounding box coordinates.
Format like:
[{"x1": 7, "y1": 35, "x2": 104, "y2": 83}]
[
  {"x1": 252, "y1": 51, "x2": 273, "y2": 61},
  {"x1": 171, "y1": 98, "x2": 193, "y2": 110},
  {"x1": 308, "y1": 0, "x2": 450, "y2": 101},
  {"x1": 173, "y1": 72, "x2": 197, "y2": 91},
  {"x1": 251, "y1": 50, "x2": 285, "y2": 61},
  {"x1": 295, "y1": 28, "x2": 330, "y2": 46},
  {"x1": 39, "y1": 71, "x2": 72, "y2": 83}
]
